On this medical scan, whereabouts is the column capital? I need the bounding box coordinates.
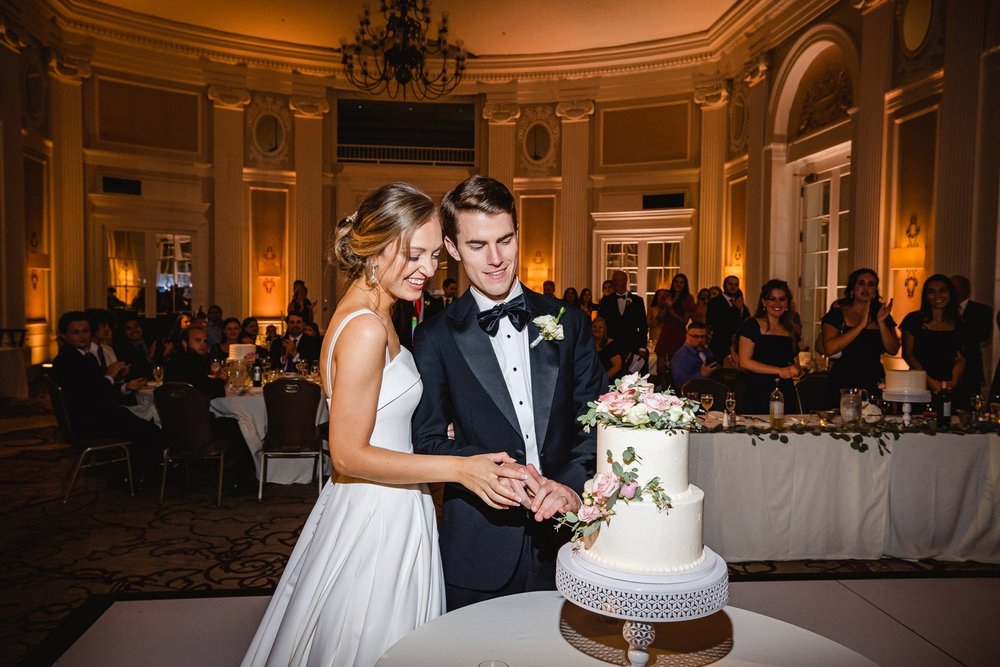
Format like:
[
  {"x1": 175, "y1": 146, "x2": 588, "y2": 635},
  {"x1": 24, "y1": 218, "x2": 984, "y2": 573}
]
[
  {"x1": 850, "y1": 0, "x2": 891, "y2": 13},
  {"x1": 555, "y1": 99, "x2": 595, "y2": 122},
  {"x1": 48, "y1": 49, "x2": 92, "y2": 82},
  {"x1": 289, "y1": 94, "x2": 330, "y2": 118},
  {"x1": 694, "y1": 80, "x2": 731, "y2": 108},
  {"x1": 0, "y1": 15, "x2": 27, "y2": 54},
  {"x1": 207, "y1": 85, "x2": 251, "y2": 109},
  {"x1": 742, "y1": 53, "x2": 770, "y2": 87},
  {"x1": 482, "y1": 102, "x2": 520, "y2": 125}
]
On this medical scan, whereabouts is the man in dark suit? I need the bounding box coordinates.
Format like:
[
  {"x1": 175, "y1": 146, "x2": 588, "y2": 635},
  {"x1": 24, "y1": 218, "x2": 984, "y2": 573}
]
[
  {"x1": 114, "y1": 313, "x2": 155, "y2": 381},
  {"x1": 706, "y1": 275, "x2": 750, "y2": 363},
  {"x1": 441, "y1": 278, "x2": 459, "y2": 309},
  {"x1": 269, "y1": 313, "x2": 320, "y2": 371},
  {"x1": 596, "y1": 270, "x2": 647, "y2": 359},
  {"x1": 50, "y1": 311, "x2": 163, "y2": 483},
  {"x1": 952, "y1": 275, "x2": 993, "y2": 404},
  {"x1": 412, "y1": 176, "x2": 605, "y2": 611}
]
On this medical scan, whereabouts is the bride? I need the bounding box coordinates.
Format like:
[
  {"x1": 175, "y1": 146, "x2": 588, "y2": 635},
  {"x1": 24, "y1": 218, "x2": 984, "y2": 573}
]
[{"x1": 243, "y1": 183, "x2": 529, "y2": 666}]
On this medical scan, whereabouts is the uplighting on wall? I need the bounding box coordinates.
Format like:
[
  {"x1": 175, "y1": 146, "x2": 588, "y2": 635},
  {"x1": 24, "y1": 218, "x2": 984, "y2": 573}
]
[{"x1": 889, "y1": 214, "x2": 924, "y2": 298}]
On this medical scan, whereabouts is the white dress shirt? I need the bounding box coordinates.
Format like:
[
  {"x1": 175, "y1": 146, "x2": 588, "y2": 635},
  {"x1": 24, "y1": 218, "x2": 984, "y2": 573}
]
[{"x1": 470, "y1": 281, "x2": 540, "y2": 472}]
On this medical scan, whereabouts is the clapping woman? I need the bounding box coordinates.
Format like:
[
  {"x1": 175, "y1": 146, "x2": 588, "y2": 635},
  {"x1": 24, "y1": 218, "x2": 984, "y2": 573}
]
[
  {"x1": 654, "y1": 274, "x2": 696, "y2": 362},
  {"x1": 900, "y1": 273, "x2": 966, "y2": 396},
  {"x1": 821, "y1": 268, "x2": 899, "y2": 406},
  {"x1": 738, "y1": 279, "x2": 801, "y2": 413}
]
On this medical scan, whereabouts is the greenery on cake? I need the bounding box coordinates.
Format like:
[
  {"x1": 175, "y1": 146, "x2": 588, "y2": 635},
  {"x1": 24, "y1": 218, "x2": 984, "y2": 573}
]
[
  {"x1": 557, "y1": 446, "x2": 671, "y2": 542},
  {"x1": 578, "y1": 373, "x2": 700, "y2": 432}
]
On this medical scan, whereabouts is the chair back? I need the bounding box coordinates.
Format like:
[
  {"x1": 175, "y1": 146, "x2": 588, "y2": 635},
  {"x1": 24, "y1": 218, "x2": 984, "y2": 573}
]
[
  {"x1": 711, "y1": 368, "x2": 748, "y2": 413},
  {"x1": 45, "y1": 376, "x2": 80, "y2": 447},
  {"x1": 153, "y1": 383, "x2": 215, "y2": 453},
  {"x1": 680, "y1": 377, "x2": 730, "y2": 411},
  {"x1": 263, "y1": 378, "x2": 322, "y2": 451},
  {"x1": 795, "y1": 373, "x2": 829, "y2": 413}
]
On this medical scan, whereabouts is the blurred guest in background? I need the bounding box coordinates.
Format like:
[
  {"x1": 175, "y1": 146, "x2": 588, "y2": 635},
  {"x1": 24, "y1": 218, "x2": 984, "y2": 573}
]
[
  {"x1": 706, "y1": 275, "x2": 750, "y2": 364},
  {"x1": 901, "y1": 274, "x2": 965, "y2": 397},
  {"x1": 738, "y1": 279, "x2": 801, "y2": 414},
  {"x1": 114, "y1": 313, "x2": 155, "y2": 381},
  {"x1": 952, "y1": 275, "x2": 993, "y2": 403},
  {"x1": 579, "y1": 287, "x2": 596, "y2": 320},
  {"x1": 671, "y1": 321, "x2": 717, "y2": 390},
  {"x1": 653, "y1": 273, "x2": 695, "y2": 364},
  {"x1": 270, "y1": 313, "x2": 321, "y2": 371},
  {"x1": 562, "y1": 287, "x2": 579, "y2": 308},
  {"x1": 601, "y1": 279, "x2": 615, "y2": 299},
  {"x1": 591, "y1": 316, "x2": 623, "y2": 381},
  {"x1": 598, "y1": 270, "x2": 648, "y2": 362},
  {"x1": 647, "y1": 289, "x2": 669, "y2": 353},
  {"x1": 543, "y1": 280, "x2": 556, "y2": 297},
  {"x1": 211, "y1": 317, "x2": 245, "y2": 361},
  {"x1": 85, "y1": 308, "x2": 118, "y2": 370},
  {"x1": 205, "y1": 305, "x2": 224, "y2": 347},
  {"x1": 821, "y1": 268, "x2": 898, "y2": 406},
  {"x1": 441, "y1": 278, "x2": 459, "y2": 308},
  {"x1": 288, "y1": 279, "x2": 315, "y2": 324},
  {"x1": 693, "y1": 288, "x2": 711, "y2": 324}
]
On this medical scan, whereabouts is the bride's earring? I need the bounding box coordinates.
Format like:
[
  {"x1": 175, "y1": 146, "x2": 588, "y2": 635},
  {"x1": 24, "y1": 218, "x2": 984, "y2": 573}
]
[{"x1": 368, "y1": 263, "x2": 378, "y2": 286}]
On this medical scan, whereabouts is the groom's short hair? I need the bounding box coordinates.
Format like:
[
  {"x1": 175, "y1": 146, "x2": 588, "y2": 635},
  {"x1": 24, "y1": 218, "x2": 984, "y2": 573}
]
[{"x1": 440, "y1": 175, "x2": 518, "y2": 242}]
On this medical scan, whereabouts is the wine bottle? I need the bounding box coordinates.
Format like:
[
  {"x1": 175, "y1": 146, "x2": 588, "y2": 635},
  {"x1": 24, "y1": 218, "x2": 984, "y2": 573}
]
[
  {"x1": 252, "y1": 359, "x2": 262, "y2": 387},
  {"x1": 769, "y1": 379, "x2": 784, "y2": 429},
  {"x1": 937, "y1": 381, "x2": 951, "y2": 429}
]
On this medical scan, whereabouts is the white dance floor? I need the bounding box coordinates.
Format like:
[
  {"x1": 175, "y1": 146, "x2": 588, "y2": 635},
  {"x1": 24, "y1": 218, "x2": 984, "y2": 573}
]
[{"x1": 53, "y1": 578, "x2": 999, "y2": 666}]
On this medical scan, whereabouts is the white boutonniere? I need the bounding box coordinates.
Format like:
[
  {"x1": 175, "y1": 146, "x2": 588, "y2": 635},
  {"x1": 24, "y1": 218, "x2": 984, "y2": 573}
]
[{"x1": 530, "y1": 307, "x2": 566, "y2": 348}]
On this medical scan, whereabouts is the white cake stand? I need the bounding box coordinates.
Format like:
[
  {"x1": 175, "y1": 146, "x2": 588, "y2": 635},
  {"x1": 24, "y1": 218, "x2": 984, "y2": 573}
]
[
  {"x1": 883, "y1": 389, "x2": 932, "y2": 426},
  {"x1": 556, "y1": 543, "x2": 729, "y2": 667}
]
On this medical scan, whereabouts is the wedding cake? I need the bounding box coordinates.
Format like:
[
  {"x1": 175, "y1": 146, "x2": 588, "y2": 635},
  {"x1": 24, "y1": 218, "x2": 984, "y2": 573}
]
[
  {"x1": 581, "y1": 426, "x2": 705, "y2": 574},
  {"x1": 884, "y1": 369, "x2": 927, "y2": 393},
  {"x1": 565, "y1": 375, "x2": 707, "y2": 575}
]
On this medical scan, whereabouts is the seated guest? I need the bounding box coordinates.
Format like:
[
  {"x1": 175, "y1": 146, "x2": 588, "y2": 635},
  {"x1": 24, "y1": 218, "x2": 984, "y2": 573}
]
[
  {"x1": 303, "y1": 321, "x2": 320, "y2": 338},
  {"x1": 901, "y1": 274, "x2": 966, "y2": 397},
  {"x1": 158, "y1": 312, "x2": 192, "y2": 363},
  {"x1": 211, "y1": 317, "x2": 245, "y2": 362},
  {"x1": 738, "y1": 279, "x2": 801, "y2": 414},
  {"x1": 85, "y1": 308, "x2": 118, "y2": 370},
  {"x1": 114, "y1": 313, "x2": 155, "y2": 380},
  {"x1": 264, "y1": 324, "x2": 279, "y2": 346},
  {"x1": 240, "y1": 318, "x2": 269, "y2": 358},
  {"x1": 269, "y1": 313, "x2": 320, "y2": 371},
  {"x1": 164, "y1": 327, "x2": 254, "y2": 489},
  {"x1": 671, "y1": 321, "x2": 718, "y2": 390},
  {"x1": 591, "y1": 317, "x2": 623, "y2": 381},
  {"x1": 51, "y1": 311, "x2": 162, "y2": 483}
]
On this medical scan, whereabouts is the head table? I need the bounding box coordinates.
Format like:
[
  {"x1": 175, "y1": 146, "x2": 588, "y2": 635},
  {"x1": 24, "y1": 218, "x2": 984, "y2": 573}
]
[
  {"x1": 689, "y1": 415, "x2": 1000, "y2": 563},
  {"x1": 129, "y1": 383, "x2": 330, "y2": 485}
]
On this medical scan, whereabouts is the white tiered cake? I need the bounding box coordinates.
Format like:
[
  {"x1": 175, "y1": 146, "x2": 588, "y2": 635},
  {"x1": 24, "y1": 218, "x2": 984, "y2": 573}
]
[
  {"x1": 884, "y1": 369, "x2": 928, "y2": 393},
  {"x1": 580, "y1": 426, "x2": 705, "y2": 574}
]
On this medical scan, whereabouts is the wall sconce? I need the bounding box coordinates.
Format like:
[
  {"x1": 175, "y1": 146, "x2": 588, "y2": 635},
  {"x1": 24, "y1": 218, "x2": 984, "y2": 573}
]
[
  {"x1": 30, "y1": 271, "x2": 39, "y2": 290},
  {"x1": 262, "y1": 277, "x2": 276, "y2": 294},
  {"x1": 889, "y1": 214, "x2": 924, "y2": 298}
]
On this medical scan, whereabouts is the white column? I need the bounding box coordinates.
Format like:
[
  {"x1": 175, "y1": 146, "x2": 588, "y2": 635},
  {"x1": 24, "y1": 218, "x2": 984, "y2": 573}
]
[
  {"x1": 482, "y1": 103, "x2": 520, "y2": 192},
  {"x1": 48, "y1": 50, "x2": 91, "y2": 315},
  {"x1": 290, "y1": 94, "x2": 329, "y2": 313},
  {"x1": 851, "y1": 0, "x2": 893, "y2": 272},
  {"x1": 207, "y1": 86, "x2": 250, "y2": 318},
  {"x1": 933, "y1": 0, "x2": 987, "y2": 275},
  {"x1": 742, "y1": 54, "x2": 770, "y2": 296},
  {"x1": 694, "y1": 81, "x2": 730, "y2": 290},
  {"x1": 555, "y1": 100, "x2": 594, "y2": 294},
  {"x1": 0, "y1": 25, "x2": 26, "y2": 327}
]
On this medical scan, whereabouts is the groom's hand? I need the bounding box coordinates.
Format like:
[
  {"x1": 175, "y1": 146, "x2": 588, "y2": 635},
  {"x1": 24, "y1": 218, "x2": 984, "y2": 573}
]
[
  {"x1": 499, "y1": 469, "x2": 543, "y2": 509},
  {"x1": 525, "y1": 465, "x2": 582, "y2": 522}
]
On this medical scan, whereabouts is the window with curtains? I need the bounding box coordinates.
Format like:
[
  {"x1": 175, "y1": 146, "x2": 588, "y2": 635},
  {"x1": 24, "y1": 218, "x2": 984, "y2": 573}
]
[
  {"x1": 602, "y1": 240, "x2": 681, "y2": 303},
  {"x1": 105, "y1": 231, "x2": 193, "y2": 315},
  {"x1": 799, "y1": 164, "x2": 851, "y2": 349},
  {"x1": 106, "y1": 230, "x2": 145, "y2": 310},
  {"x1": 155, "y1": 234, "x2": 192, "y2": 314}
]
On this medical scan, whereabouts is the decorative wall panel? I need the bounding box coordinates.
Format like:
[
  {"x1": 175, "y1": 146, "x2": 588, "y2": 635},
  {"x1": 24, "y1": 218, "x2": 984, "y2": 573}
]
[
  {"x1": 520, "y1": 195, "x2": 556, "y2": 293},
  {"x1": 600, "y1": 102, "x2": 689, "y2": 166},
  {"x1": 97, "y1": 78, "x2": 199, "y2": 152},
  {"x1": 250, "y1": 188, "x2": 288, "y2": 316}
]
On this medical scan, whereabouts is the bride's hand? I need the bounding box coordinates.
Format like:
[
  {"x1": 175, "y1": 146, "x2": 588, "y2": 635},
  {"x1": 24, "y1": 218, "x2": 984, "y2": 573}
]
[{"x1": 457, "y1": 453, "x2": 528, "y2": 510}]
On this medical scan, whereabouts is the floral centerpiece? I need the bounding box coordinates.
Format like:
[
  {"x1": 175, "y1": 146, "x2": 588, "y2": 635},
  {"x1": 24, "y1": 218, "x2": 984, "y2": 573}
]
[{"x1": 559, "y1": 374, "x2": 701, "y2": 542}]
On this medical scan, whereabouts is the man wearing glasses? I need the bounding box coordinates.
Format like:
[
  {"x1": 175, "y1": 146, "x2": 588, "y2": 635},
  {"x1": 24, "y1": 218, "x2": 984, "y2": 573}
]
[{"x1": 670, "y1": 321, "x2": 718, "y2": 389}]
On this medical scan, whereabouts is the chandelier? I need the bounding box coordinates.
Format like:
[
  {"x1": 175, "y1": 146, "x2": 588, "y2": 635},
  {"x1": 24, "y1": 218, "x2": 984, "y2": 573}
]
[{"x1": 340, "y1": 0, "x2": 467, "y2": 100}]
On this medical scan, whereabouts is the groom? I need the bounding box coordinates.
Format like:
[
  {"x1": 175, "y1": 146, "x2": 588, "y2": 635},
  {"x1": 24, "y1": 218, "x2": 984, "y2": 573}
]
[{"x1": 412, "y1": 175, "x2": 605, "y2": 610}]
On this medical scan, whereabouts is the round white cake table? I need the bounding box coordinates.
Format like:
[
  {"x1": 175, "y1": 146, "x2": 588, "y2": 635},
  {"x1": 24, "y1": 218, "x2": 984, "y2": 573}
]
[
  {"x1": 883, "y1": 389, "x2": 932, "y2": 426},
  {"x1": 375, "y1": 590, "x2": 876, "y2": 666}
]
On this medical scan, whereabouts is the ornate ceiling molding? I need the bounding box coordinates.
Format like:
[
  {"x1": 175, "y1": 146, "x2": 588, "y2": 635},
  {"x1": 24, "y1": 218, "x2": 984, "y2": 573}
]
[
  {"x1": 555, "y1": 100, "x2": 595, "y2": 122},
  {"x1": 47, "y1": 48, "x2": 92, "y2": 81},
  {"x1": 0, "y1": 14, "x2": 28, "y2": 53},
  {"x1": 694, "y1": 80, "x2": 731, "y2": 108},
  {"x1": 742, "y1": 53, "x2": 770, "y2": 87},
  {"x1": 850, "y1": 0, "x2": 891, "y2": 13},
  {"x1": 207, "y1": 85, "x2": 250, "y2": 109},
  {"x1": 289, "y1": 95, "x2": 329, "y2": 118},
  {"x1": 482, "y1": 103, "x2": 520, "y2": 125}
]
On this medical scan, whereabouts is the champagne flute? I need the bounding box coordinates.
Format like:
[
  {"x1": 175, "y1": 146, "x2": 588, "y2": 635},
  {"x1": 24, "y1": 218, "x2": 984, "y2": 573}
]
[
  {"x1": 700, "y1": 393, "x2": 715, "y2": 412},
  {"x1": 152, "y1": 365, "x2": 164, "y2": 384},
  {"x1": 725, "y1": 391, "x2": 737, "y2": 414},
  {"x1": 971, "y1": 394, "x2": 984, "y2": 420}
]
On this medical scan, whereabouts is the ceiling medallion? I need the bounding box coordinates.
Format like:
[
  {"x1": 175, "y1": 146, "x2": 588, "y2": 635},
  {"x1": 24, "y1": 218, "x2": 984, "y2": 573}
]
[{"x1": 341, "y1": 0, "x2": 467, "y2": 100}]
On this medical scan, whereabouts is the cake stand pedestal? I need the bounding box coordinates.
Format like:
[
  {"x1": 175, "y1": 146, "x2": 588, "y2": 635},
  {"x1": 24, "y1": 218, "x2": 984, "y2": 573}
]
[
  {"x1": 883, "y1": 389, "x2": 931, "y2": 426},
  {"x1": 556, "y1": 543, "x2": 729, "y2": 667}
]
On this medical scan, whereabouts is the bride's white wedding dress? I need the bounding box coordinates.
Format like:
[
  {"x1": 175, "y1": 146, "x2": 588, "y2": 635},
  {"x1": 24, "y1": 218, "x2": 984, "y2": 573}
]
[{"x1": 243, "y1": 309, "x2": 445, "y2": 667}]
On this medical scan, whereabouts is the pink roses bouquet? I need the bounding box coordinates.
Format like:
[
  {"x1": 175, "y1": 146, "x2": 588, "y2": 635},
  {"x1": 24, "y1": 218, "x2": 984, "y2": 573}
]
[{"x1": 579, "y1": 373, "x2": 700, "y2": 432}]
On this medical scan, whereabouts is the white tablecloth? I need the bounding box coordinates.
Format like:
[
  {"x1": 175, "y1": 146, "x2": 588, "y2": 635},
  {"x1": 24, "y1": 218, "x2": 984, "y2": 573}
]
[
  {"x1": 0, "y1": 347, "x2": 29, "y2": 400},
  {"x1": 130, "y1": 386, "x2": 330, "y2": 485},
  {"x1": 689, "y1": 429, "x2": 1000, "y2": 563},
  {"x1": 376, "y1": 591, "x2": 876, "y2": 666}
]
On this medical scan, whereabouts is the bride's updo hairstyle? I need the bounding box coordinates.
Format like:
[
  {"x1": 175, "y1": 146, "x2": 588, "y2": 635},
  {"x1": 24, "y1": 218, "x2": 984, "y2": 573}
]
[{"x1": 333, "y1": 182, "x2": 437, "y2": 285}]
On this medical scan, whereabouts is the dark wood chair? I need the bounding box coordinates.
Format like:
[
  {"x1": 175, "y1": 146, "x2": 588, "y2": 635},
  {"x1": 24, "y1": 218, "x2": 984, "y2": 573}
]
[
  {"x1": 260, "y1": 378, "x2": 325, "y2": 500},
  {"x1": 153, "y1": 382, "x2": 237, "y2": 506},
  {"x1": 45, "y1": 376, "x2": 135, "y2": 503},
  {"x1": 711, "y1": 368, "x2": 749, "y2": 413},
  {"x1": 680, "y1": 377, "x2": 730, "y2": 413},
  {"x1": 796, "y1": 372, "x2": 830, "y2": 414}
]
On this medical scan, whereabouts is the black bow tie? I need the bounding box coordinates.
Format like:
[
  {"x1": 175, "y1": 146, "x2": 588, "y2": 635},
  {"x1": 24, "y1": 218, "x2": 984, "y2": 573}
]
[
  {"x1": 478, "y1": 296, "x2": 531, "y2": 336},
  {"x1": 617, "y1": 293, "x2": 628, "y2": 299}
]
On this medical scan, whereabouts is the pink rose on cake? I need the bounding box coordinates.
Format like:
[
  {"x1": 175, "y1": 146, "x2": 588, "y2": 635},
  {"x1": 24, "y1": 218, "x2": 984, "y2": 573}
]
[
  {"x1": 591, "y1": 471, "x2": 620, "y2": 502},
  {"x1": 620, "y1": 481, "x2": 638, "y2": 499},
  {"x1": 576, "y1": 504, "x2": 601, "y2": 523},
  {"x1": 642, "y1": 392, "x2": 679, "y2": 413}
]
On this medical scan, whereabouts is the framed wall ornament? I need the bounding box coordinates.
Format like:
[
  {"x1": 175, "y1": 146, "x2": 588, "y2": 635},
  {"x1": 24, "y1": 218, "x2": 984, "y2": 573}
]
[
  {"x1": 21, "y1": 47, "x2": 47, "y2": 132},
  {"x1": 516, "y1": 105, "x2": 560, "y2": 176},
  {"x1": 729, "y1": 89, "x2": 749, "y2": 156},
  {"x1": 893, "y1": 0, "x2": 944, "y2": 87},
  {"x1": 246, "y1": 95, "x2": 293, "y2": 169}
]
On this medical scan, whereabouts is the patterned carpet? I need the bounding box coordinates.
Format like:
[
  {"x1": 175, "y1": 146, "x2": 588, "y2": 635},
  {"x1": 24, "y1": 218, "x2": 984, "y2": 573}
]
[{"x1": 1, "y1": 382, "x2": 997, "y2": 666}]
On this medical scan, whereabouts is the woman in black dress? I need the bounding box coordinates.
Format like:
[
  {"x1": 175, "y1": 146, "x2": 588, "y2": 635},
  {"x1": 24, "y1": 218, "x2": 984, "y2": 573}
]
[
  {"x1": 579, "y1": 287, "x2": 596, "y2": 320},
  {"x1": 821, "y1": 268, "x2": 899, "y2": 407},
  {"x1": 738, "y1": 279, "x2": 801, "y2": 414},
  {"x1": 900, "y1": 273, "x2": 966, "y2": 396},
  {"x1": 592, "y1": 317, "x2": 623, "y2": 381}
]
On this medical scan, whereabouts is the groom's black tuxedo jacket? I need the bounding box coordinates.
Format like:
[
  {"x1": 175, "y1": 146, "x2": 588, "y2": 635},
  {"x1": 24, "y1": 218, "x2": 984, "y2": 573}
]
[{"x1": 412, "y1": 285, "x2": 605, "y2": 591}]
